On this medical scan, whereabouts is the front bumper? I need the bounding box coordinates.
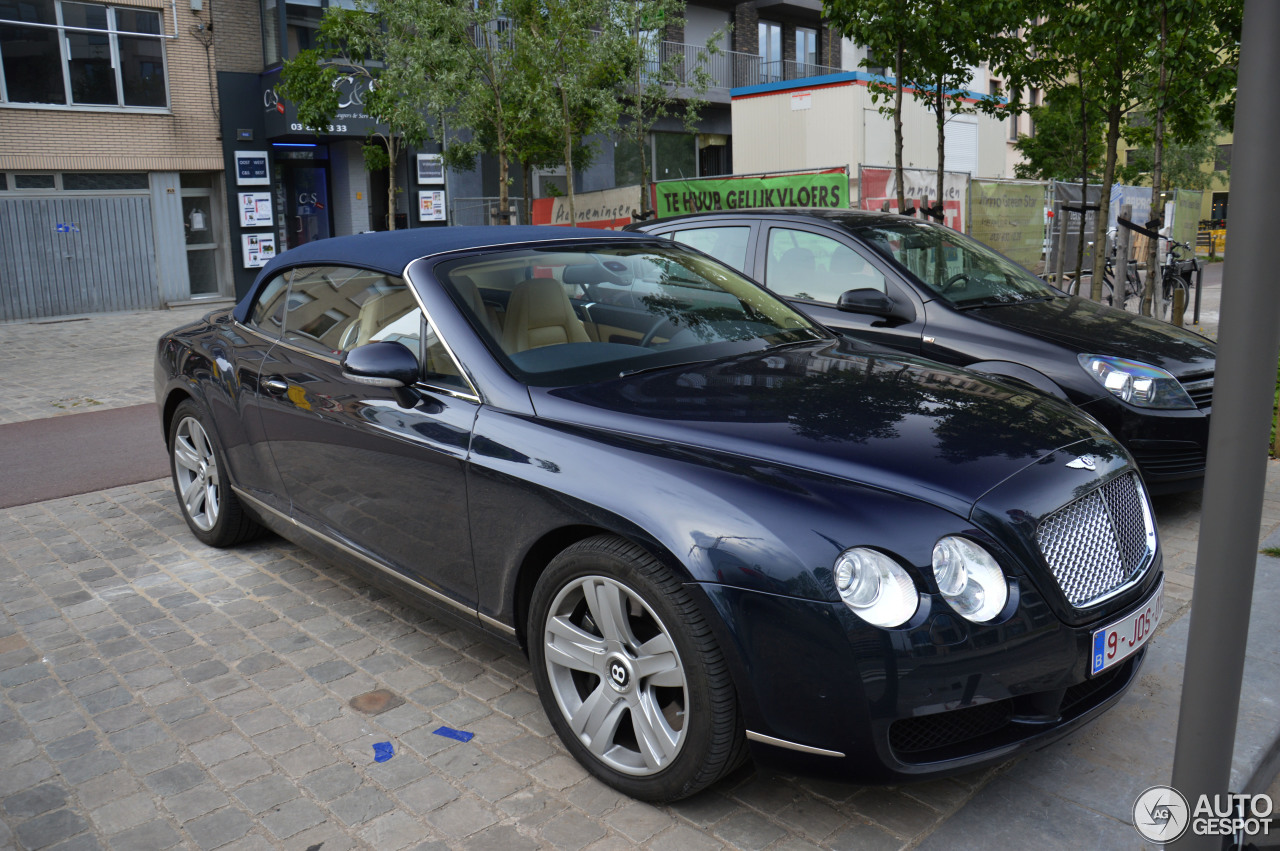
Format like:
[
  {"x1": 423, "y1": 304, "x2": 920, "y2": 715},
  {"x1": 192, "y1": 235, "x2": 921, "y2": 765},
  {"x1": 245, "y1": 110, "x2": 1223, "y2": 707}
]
[
  {"x1": 1079, "y1": 396, "x2": 1210, "y2": 492},
  {"x1": 698, "y1": 567, "x2": 1158, "y2": 784}
]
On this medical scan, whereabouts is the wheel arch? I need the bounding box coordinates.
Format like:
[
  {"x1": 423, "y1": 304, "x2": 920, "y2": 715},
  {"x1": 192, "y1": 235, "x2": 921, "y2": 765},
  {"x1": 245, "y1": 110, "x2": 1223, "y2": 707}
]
[
  {"x1": 160, "y1": 386, "x2": 195, "y2": 449},
  {"x1": 968, "y1": 361, "x2": 1070, "y2": 401},
  {"x1": 510, "y1": 523, "x2": 694, "y2": 653}
]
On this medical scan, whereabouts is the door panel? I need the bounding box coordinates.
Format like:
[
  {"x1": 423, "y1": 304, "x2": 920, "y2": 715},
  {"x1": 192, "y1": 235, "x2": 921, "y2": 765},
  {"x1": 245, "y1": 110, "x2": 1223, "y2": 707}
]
[{"x1": 256, "y1": 343, "x2": 479, "y2": 605}]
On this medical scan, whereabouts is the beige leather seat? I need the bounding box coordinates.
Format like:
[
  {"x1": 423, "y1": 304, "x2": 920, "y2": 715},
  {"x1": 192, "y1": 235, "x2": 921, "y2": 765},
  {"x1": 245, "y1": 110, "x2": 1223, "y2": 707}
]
[
  {"x1": 501, "y1": 277, "x2": 591, "y2": 354},
  {"x1": 452, "y1": 274, "x2": 502, "y2": 339}
]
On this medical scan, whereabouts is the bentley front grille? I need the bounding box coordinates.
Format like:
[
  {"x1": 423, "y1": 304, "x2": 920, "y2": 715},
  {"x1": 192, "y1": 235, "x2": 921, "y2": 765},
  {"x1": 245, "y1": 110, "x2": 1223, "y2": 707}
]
[{"x1": 1035, "y1": 472, "x2": 1156, "y2": 609}]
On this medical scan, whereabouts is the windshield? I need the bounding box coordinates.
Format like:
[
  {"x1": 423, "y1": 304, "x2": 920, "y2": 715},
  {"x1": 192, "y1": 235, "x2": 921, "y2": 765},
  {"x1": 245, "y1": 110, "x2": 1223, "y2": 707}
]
[
  {"x1": 855, "y1": 220, "x2": 1057, "y2": 307},
  {"x1": 435, "y1": 243, "x2": 828, "y2": 387}
]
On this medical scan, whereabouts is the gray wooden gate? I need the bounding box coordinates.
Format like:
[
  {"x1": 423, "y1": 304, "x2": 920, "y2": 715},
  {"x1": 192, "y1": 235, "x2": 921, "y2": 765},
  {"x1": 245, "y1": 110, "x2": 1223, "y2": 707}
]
[{"x1": 0, "y1": 196, "x2": 160, "y2": 321}]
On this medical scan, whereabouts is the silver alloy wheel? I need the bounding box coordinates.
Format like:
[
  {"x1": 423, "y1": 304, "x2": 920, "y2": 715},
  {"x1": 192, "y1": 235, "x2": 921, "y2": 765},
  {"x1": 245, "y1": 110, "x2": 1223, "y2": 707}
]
[
  {"x1": 172, "y1": 416, "x2": 220, "y2": 532},
  {"x1": 543, "y1": 575, "x2": 689, "y2": 776}
]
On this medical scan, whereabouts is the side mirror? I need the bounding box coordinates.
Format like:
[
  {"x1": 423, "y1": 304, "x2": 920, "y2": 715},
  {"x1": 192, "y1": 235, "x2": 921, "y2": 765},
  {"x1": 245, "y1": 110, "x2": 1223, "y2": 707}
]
[
  {"x1": 342, "y1": 341, "x2": 422, "y2": 407},
  {"x1": 837, "y1": 288, "x2": 897, "y2": 317}
]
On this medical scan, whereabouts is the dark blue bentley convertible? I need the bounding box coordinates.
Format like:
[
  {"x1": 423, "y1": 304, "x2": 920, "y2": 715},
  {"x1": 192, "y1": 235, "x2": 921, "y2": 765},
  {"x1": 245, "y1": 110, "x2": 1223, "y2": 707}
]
[{"x1": 155, "y1": 226, "x2": 1164, "y2": 802}]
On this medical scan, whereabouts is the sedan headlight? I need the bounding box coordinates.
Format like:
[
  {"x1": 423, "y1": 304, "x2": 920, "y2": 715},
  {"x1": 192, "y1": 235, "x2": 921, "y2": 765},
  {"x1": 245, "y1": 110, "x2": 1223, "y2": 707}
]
[
  {"x1": 834, "y1": 548, "x2": 919, "y2": 628},
  {"x1": 931, "y1": 537, "x2": 1009, "y2": 623},
  {"x1": 1078, "y1": 355, "x2": 1196, "y2": 409}
]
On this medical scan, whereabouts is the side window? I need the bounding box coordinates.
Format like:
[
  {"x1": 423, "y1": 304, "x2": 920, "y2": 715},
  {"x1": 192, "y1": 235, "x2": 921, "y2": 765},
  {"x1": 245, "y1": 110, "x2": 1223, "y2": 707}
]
[
  {"x1": 281, "y1": 266, "x2": 403, "y2": 357},
  {"x1": 248, "y1": 273, "x2": 290, "y2": 336},
  {"x1": 765, "y1": 228, "x2": 888, "y2": 303},
  {"x1": 671, "y1": 226, "x2": 751, "y2": 271}
]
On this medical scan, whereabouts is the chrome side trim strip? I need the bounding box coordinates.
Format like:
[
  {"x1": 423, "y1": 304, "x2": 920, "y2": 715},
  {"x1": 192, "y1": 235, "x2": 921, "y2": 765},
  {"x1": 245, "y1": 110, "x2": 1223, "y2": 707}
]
[
  {"x1": 479, "y1": 612, "x2": 517, "y2": 638},
  {"x1": 745, "y1": 730, "x2": 845, "y2": 758},
  {"x1": 231, "y1": 487, "x2": 503, "y2": 629}
]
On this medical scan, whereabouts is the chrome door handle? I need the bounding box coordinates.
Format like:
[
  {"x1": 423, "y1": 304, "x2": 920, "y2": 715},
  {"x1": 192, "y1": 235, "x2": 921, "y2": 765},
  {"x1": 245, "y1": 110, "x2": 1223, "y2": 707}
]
[{"x1": 262, "y1": 378, "x2": 289, "y2": 394}]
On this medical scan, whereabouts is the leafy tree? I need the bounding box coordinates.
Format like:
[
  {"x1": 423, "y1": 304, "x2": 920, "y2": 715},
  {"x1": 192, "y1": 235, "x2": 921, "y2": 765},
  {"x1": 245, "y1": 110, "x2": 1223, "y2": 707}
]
[
  {"x1": 279, "y1": 3, "x2": 435, "y2": 231},
  {"x1": 615, "y1": 0, "x2": 718, "y2": 218},
  {"x1": 1013, "y1": 90, "x2": 1105, "y2": 182},
  {"x1": 521, "y1": 0, "x2": 627, "y2": 224},
  {"x1": 828, "y1": 0, "x2": 1031, "y2": 216},
  {"x1": 824, "y1": 0, "x2": 920, "y2": 211}
]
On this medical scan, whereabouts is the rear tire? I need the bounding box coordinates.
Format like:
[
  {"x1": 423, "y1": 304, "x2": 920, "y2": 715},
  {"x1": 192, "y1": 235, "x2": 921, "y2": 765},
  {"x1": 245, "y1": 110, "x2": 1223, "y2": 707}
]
[
  {"x1": 168, "y1": 399, "x2": 262, "y2": 547},
  {"x1": 528, "y1": 535, "x2": 746, "y2": 802}
]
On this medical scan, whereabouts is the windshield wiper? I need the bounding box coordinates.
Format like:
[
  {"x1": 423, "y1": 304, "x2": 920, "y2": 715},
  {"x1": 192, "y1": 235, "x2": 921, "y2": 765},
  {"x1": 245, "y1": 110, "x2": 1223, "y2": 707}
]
[
  {"x1": 954, "y1": 295, "x2": 1052, "y2": 311},
  {"x1": 617, "y1": 358, "x2": 718, "y2": 379}
]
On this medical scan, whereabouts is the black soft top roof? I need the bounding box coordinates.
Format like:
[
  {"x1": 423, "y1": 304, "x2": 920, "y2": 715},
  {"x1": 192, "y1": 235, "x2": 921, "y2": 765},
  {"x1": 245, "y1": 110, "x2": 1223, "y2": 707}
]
[{"x1": 233, "y1": 226, "x2": 649, "y2": 323}]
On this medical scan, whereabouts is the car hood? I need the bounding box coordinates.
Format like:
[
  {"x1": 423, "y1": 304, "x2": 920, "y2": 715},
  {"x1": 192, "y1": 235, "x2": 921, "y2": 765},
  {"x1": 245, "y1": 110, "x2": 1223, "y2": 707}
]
[
  {"x1": 533, "y1": 340, "x2": 1117, "y2": 515},
  {"x1": 964, "y1": 296, "x2": 1216, "y2": 376}
]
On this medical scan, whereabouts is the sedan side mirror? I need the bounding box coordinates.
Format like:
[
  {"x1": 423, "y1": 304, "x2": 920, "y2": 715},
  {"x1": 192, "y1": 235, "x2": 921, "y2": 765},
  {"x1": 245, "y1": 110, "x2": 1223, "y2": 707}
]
[
  {"x1": 837, "y1": 288, "x2": 897, "y2": 318},
  {"x1": 342, "y1": 341, "x2": 422, "y2": 407}
]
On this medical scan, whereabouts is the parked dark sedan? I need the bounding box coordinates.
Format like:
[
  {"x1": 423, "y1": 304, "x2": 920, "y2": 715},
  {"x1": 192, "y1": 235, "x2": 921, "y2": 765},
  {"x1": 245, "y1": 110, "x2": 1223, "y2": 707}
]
[
  {"x1": 155, "y1": 226, "x2": 1163, "y2": 802},
  {"x1": 628, "y1": 210, "x2": 1216, "y2": 493}
]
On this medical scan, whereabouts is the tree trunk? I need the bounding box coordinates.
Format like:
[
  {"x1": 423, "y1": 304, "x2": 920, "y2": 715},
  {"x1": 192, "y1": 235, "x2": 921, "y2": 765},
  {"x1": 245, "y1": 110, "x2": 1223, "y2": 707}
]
[
  {"x1": 894, "y1": 40, "x2": 905, "y2": 212},
  {"x1": 561, "y1": 84, "x2": 577, "y2": 226},
  {"x1": 387, "y1": 138, "x2": 398, "y2": 231},
  {"x1": 935, "y1": 81, "x2": 945, "y2": 223},
  {"x1": 1074, "y1": 79, "x2": 1087, "y2": 286},
  {"x1": 1141, "y1": 1, "x2": 1169, "y2": 317},
  {"x1": 522, "y1": 161, "x2": 533, "y2": 224},
  {"x1": 1091, "y1": 103, "x2": 1123, "y2": 302}
]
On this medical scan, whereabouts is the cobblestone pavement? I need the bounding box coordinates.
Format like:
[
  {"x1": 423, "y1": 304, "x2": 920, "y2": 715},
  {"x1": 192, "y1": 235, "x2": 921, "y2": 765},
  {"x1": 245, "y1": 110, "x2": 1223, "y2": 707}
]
[
  {"x1": 0, "y1": 480, "x2": 1006, "y2": 851},
  {"x1": 2, "y1": 469, "x2": 1265, "y2": 851},
  {"x1": 0, "y1": 304, "x2": 219, "y2": 425}
]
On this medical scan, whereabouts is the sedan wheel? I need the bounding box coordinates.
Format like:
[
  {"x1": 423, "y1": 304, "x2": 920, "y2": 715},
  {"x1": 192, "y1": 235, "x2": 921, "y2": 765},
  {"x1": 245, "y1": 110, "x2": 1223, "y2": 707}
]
[
  {"x1": 529, "y1": 536, "x2": 745, "y2": 801},
  {"x1": 168, "y1": 400, "x2": 261, "y2": 547}
]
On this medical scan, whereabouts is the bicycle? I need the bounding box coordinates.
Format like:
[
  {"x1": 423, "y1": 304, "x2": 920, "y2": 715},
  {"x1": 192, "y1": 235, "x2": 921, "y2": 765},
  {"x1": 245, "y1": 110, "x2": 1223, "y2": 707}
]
[
  {"x1": 1156, "y1": 237, "x2": 1198, "y2": 322},
  {"x1": 1060, "y1": 242, "x2": 1138, "y2": 311},
  {"x1": 1115, "y1": 217, "x2": 1198, "y2": 323}
]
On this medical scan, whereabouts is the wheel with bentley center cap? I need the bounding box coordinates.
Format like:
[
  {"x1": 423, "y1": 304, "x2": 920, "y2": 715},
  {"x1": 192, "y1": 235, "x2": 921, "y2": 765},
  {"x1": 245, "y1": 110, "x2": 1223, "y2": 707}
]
[{"x1": 527, "y1": 535, "x2": 745, "y2": 802}]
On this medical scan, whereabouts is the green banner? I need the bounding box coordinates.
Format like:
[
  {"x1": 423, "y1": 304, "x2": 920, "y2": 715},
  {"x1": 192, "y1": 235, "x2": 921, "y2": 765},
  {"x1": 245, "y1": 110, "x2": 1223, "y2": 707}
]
[
  {"x1": 1172, "y1": 189, "x2": 1203, "y2": 251},
  {"x1": 969, "y1": 181, "x2": 1047, "y2": 272},
  {"x1": 653, "y1": 172, "x2": 847, "y2": 218}
]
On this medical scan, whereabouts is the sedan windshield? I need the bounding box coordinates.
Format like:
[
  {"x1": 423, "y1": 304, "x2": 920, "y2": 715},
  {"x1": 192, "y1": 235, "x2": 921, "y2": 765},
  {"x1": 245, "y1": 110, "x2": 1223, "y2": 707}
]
[
  {"x1": 435, "y1": 243, "x2": 828, "y2": 386},
  {"x1": 855, "y1": 220, "x2": 1057, "y2": 308}
]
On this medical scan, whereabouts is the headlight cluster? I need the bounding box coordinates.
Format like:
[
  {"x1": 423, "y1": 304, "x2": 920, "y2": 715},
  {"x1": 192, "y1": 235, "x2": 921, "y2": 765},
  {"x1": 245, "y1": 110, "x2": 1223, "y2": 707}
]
[
  {"x1": 931, "y1": 536, "x2": 1009, "y2": 622},
  {"x1": 1079, "y1": 354, "x2": 1196, "y2": 409},
  {"x1": 834, "y1": 537, "x2": 1010, "y2": 628}
]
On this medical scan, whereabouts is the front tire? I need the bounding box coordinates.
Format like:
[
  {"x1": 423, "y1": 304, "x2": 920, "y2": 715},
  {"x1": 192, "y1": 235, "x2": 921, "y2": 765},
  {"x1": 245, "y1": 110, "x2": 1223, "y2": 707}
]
[
  {"x1": 528, "y1": 536, "x2": 745, "y2": 802},
  {"x1": 168, "y1": 399, "x2": 261, "y2": 547}
]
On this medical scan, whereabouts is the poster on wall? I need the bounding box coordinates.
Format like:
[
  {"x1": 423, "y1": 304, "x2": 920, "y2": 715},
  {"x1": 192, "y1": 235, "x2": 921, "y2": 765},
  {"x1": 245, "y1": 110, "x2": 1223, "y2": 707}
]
[
  {"x1": 235, "y1": 151, "x2": 270, "y2": 186},
  {"x1": 242, "y1": 233, "x2": 277, "y2": 268},
  {"x1": 417, "y1": 154, "x2": 445, "y2": 184},
  {"x1": 858, "y1": 166, "x2": 969, "y2": 233},
  {"x1": 238, "y1": 192, "x2": 274, "y2": 228},
  {"x1": 419, "y1": 190, "x2": 446, "y2": 222}
]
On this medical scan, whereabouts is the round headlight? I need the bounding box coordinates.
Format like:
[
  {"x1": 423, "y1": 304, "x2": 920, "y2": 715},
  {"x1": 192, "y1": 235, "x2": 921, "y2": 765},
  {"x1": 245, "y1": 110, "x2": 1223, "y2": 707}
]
[
  {"x1": 833, "y1": 548, "x2": 919, "y2": 628},
  {"x1": 931, "y1": 537, "x2": 1009, "y2": 623}
]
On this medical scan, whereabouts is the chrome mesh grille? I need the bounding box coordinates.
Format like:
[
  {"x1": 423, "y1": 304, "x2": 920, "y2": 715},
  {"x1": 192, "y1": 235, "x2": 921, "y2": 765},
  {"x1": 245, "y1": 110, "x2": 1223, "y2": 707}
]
[{"x1": 1036, "y1": 473, "x2": 1155, "y2": 608}]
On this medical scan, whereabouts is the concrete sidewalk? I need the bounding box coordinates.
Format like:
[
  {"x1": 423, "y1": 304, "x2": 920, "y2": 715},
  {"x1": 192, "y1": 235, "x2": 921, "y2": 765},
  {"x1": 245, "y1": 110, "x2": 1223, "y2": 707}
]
[{"x1": 2, "y1": 289, "x2": 1277, "y2": 851}]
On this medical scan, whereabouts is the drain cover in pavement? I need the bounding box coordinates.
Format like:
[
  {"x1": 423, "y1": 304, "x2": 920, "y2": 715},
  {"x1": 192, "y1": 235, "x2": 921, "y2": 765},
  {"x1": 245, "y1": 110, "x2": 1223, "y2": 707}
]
[{"x1": 349, "y1": 689, "x2": 404, "y2": 715}]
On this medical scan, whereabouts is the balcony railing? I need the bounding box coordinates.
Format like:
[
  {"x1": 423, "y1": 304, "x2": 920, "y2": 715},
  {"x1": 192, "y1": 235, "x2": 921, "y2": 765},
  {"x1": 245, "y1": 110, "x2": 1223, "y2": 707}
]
[{"x1": 654, "y1": 41, "x2": 843, "y2": 95}]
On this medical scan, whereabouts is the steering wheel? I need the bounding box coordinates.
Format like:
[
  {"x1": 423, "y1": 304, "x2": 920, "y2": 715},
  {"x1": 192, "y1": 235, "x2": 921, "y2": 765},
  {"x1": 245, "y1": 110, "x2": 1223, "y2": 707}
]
[
  {"x1": 939, "y1": 272, "x2": 971, "y2": 294},
  {"x1": 639, "y1": 316, "x2": 680, "y2": 347}
]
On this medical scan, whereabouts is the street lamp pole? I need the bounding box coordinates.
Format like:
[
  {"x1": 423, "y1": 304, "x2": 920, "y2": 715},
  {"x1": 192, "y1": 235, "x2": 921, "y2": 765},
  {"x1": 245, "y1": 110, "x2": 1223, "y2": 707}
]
[{"x1": 1169, "y1": 1, "x2": 1280, "y2": 848}]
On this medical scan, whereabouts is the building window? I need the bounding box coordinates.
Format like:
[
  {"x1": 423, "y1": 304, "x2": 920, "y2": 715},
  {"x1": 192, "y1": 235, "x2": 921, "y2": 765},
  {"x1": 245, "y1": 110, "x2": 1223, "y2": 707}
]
[
  {"x1": 758, "y1": 21, "x2": 781, "y2": 83},
  {"x1": 1028, "y1": 88, "x2": 1039, "y2": 137},
  {"x1": 1215, "y1": 144, "x2": 1231, "y2": 171},
  {"x1": 0, "y1": 0, "x2": 167, "y2": 108},
  {"x1": 795, "y1": 27, "x2": 816, "y2": 74}
]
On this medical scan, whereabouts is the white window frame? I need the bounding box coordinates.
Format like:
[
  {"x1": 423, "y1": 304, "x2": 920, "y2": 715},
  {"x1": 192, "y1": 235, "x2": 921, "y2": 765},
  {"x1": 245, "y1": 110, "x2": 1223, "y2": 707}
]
[{"x1": 0, "y1": 1, "x2": 170, "y2": 112}]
